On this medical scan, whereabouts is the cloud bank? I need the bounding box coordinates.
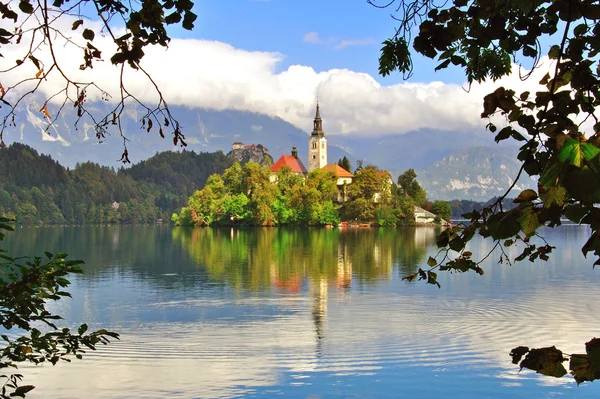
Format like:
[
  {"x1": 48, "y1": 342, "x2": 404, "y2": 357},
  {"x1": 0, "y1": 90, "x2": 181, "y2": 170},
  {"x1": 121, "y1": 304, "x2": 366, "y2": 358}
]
[{"x1": 1, "y1": 18, "x2": 558, "y2": 138}]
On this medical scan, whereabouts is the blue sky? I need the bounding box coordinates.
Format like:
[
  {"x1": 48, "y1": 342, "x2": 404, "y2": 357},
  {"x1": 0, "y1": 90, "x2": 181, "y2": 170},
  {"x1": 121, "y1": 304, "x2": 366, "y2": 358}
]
[
  {"x1": 5, "y1": 0, "x2": 552, "y2": 139},
  {"x1": 175, "y1": 0, "x2": 464, "y2": 85}
]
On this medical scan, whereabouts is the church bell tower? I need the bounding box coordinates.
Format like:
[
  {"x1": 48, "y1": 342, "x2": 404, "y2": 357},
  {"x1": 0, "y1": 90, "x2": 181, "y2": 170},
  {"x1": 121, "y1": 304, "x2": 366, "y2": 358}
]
[{"x1": 308, "y1": 102, "x2": 327, "y2": 172}]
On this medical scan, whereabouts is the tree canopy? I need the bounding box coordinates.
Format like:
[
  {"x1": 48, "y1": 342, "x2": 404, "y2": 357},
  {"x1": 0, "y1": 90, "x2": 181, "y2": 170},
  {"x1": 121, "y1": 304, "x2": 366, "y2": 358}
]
[{"x1": 373, "y1": 0, "x2": 600, "y2": 384}]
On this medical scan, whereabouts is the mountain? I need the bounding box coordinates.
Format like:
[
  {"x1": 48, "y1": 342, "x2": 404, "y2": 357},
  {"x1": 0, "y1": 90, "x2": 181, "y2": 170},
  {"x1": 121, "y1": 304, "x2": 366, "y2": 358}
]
[
  {"x1": 5, "y1": 100, "x2": 501, "y2": 173},
  {"x1": 417, "y1": 146, "x2": 537, "y2": 201},
  {"x1": 4, "y1": 100, "x2": 530, "y2": 201},
  {"x1": 6, "y1": 101, "x2": 353, "y2": 169},
  {"x1": 327, "y1": 130, "x2": 496, "y2": 177}
]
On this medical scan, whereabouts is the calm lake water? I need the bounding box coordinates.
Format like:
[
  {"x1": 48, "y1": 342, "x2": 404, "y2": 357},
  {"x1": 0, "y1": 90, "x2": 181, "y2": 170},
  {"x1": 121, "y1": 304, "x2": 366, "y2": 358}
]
[{"x1": 3, "y1": 225, "x2": 600, "y2": 398}]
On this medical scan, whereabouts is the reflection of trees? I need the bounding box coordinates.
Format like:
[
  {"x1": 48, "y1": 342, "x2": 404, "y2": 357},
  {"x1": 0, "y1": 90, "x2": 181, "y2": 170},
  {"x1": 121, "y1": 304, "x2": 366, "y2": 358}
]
[
  {"x1": 175, "y1": 227, "x2": 439, "y2": 291},
  {"x1": 4, "y1": 226, "x2": 439, "y2": 291},
  {"x1": 395, "y1": 227, "x2": 440, "y2": 275},
  {"x1": 4, "y1": 226, "x2": 216, "y2": 290}
]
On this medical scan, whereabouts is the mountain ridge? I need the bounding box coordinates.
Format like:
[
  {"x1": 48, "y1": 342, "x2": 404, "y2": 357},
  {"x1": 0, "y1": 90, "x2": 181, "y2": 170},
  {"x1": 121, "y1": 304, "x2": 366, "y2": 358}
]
[{"x1": 3, "y1": 101, "x2": 530, "y2": 201}]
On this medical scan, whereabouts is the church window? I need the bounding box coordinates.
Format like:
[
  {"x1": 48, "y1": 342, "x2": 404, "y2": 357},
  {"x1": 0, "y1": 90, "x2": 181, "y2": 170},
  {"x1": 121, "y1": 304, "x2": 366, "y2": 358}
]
[
  {"x1": 321, "y1": 142, "x2": 325, "y2": 149},
  {"x1": 313, "y1": 155, "x2": 316, "y2": 159},
  {"x1": 312, "y1": 142, "x2": 317, "y2": 149}
]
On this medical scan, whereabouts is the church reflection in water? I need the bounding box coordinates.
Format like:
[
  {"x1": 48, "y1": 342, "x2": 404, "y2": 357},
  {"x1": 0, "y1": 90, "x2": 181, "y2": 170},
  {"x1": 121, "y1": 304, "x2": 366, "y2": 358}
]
[{"x1": 174, "y1": 226, "x2": 440, "y2": 347}]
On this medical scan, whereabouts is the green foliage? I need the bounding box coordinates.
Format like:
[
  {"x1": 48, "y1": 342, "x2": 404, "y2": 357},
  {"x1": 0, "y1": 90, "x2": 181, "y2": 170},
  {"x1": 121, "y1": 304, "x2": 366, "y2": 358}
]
[
  {"x1": 375, "y1": 0, "x2": 600, "y2": 382},
  {"x1": 397, "y1": 168, "x2": 427, "y2": 206},
  {"x1": 178, "y1": 162, "x2": 422, "y2": 226},
  {"x1": 337, "y1": 156, "x2": 352, "y2": 172},
  {"x1": 0, "y1": 218, "x2": 118, "y2": 397},
  {"x1": 431, "y1": 200, "x2": 452, "y2": 222},
  {"x1": 0, "y1": 144, "x2": 231, "y2": 225},
  {"x1": 511, "y1": 339, "x2": 600, "y2": 384},
  {"x1": 342, "y1": 166, "x2": 397, "y2": 223}
]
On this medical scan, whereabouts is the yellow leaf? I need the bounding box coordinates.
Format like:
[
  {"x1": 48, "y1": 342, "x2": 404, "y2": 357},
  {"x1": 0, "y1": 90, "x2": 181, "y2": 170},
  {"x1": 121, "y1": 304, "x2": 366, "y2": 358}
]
[
  {"x1": 513, "y1": 189, "x2": 538, "y2": 203},
  {"x1": 39, "y1": 105, "x2": 51, "y2": 119},
  {"x1": 35, "y1": 68, "x2": 43, "y2": 79},
  {"x1": 541, "y1": 185, "x2": 567, "y2": 208},
  {"x1": 518, "y1": 205, "x2": 540, "y2": 238},
  {"x1": 0, "y1": 83, "x2": 5, "y2": 96}
]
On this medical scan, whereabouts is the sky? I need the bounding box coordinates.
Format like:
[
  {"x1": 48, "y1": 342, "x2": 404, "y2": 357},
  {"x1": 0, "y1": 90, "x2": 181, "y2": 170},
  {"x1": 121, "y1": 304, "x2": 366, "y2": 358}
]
[
  {"x1": 184, "y1": 0, "x2": 465, "y2": 85},
  {"x1": 2, "y1": 0, "x2": 561, "y2": 139}
]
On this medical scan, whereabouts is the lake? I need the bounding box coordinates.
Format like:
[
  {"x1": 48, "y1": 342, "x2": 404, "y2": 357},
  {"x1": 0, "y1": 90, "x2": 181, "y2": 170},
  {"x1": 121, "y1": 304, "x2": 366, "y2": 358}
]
[{"x1": 3, "y1": 225, "x2": 600, "y2": 398}]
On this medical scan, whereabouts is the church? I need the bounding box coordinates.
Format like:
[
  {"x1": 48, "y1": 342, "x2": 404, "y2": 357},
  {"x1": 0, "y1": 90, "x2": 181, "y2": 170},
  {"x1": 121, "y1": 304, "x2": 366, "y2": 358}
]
[{"x1": 270, "y1": 103, "x2": 354, "y2": 192}]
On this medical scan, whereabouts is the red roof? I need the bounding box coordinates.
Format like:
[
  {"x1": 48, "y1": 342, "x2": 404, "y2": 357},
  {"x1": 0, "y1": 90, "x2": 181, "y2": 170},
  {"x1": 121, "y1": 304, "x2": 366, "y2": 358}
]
[
  {"x1": 321, "y1": 164, "x2": 354, "y2": 178},
  {"x1": 270, "y1": 155, "x2": 308, "y2": 175}
]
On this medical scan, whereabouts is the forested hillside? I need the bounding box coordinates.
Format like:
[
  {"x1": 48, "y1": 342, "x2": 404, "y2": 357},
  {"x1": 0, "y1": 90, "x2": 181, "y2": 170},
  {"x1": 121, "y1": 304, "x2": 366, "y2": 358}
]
[{"x1": 0, "y1": 144, "x2": 231, "y2": 225}]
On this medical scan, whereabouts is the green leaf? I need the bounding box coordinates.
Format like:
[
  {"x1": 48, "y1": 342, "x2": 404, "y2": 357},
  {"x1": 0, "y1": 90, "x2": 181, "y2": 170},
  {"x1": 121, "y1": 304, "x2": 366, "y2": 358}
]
[
  {"x1": 494, "y1": 126, "x2": 512, "y2": 142},
  {"x1": 489, "y1": 210, "x2": 521, "y2": 239},
  {"x1": 520, "y1": 346, "x2": 567, "y2": 378},
  {"x1": 426, "y1": 270, "x2": 440, "y2": 288},
  {"x1": 18, "y1": 1, "x2": 34, "y2": 14},
  {"x1": 78, "y1": 324, "x2": 88, "y2": 335},
  {"x1": 518, "y1": 205, "x2": 540, "y2": 238},
  {"x1": 72, "y1": 20, "x2": 83, "y2": 30},
  {"x1": 448, "y1": 237, "x2": 465, "y2": 252},
  {"x1": 110, "y1": 52, "x2": 127, "y2": 65},
  {"x1": 513, "y1": 189, "x2": 538, "y2": 203},
  {"x1": 581, "y1": 231, "x2": 600, "y2": 258},
  {"x1": 570, "y1": 355, "x2": 597, "y2": 385},
  {"x1": 427, "y1": 256, "x2": 437, "y2": 267},
  {"x1": 510, "y1": 346, "x2": 529, "y2": 364},
  {"x1": 563, "y1": 166, "x2": 600, "y2": 203},
  {"x1": 11, "y1": 384, "x2": 34, "y2": 397},
  {"x1": 82, "y1": 29, "x2": 95, "y2": 41},
  {"x1": 539, "y1": 162, "x2": 564, "y2": 189},
  {"x1": 548, "y1": 45, "x2": 561, "y2": 59},
  {"x1": 581, "y1": 142, "x2": 600, "y2": 161},
  {"x1": 569, "y1": 340, "x2": 600, "y2": 386},
  {"x1": 558, "y1": 138, "x2": 598, "y2": 167},
  {"x1": 182, "y1": 11, "x2": 197, "y2": 30},
  {"x1": 564, "y1": 204, "x2": 590, "y2": 223},
  {"x1": 165, "y1": 12, "x2": 182, "y2": 25},
  {"x1": 541, "y1": 186, "x2": 566, "y2": 208}
]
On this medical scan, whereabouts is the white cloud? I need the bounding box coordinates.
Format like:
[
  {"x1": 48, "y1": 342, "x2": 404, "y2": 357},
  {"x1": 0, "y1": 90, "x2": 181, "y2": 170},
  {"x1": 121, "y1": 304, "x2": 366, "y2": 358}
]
[
  {"x1": 335, "y1": 38, "x2": 377, "y2": 50},
  {"x1": 1, "y1": 16, "x2": 561, "y2": 139}
]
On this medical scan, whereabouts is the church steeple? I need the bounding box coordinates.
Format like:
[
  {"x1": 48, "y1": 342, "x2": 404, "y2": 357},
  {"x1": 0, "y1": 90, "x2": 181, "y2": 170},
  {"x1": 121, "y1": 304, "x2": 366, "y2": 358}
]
[
  {"x1": 311, "y1": 102, "x2": 324, "y2": 137},
  {"x1": 308, "y1": 102, "x2": 327, "y2": 172}
]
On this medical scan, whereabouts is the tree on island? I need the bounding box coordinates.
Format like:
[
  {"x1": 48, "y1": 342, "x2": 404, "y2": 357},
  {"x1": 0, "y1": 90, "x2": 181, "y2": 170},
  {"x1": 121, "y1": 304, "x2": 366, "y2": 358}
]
[
  {"x1": 397, "y1": 168, "x2": 428, "y2": 207},
  {"x1": 431, "y1": 200, "x2": 452, "y2": 222},
  {"x1": 372, "y1": 0, "x2": 600, "y2": 383},
  {"x1": 337, "y1": 156, "x2": 352, "y2": 172},
  {"x1": 176, "y1": 162, "x2": 441, "y2": 227}
]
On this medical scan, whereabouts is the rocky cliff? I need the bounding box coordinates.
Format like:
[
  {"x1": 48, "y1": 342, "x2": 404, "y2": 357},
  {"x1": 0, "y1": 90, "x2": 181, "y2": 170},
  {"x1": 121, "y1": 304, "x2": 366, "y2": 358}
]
[{"x1": 228, "y1": 143, "x2": 273, "y2": 167}]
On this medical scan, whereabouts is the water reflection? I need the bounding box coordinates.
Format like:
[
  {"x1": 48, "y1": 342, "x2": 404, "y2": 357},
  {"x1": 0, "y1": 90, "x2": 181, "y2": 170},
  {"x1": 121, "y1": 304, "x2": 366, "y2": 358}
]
[
  {"x1": 2, "y1": 226, "x2": 599, "y2": 398},
  {"x1": 172, "y1": 227, "x2": 437, "y2": 292}
]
